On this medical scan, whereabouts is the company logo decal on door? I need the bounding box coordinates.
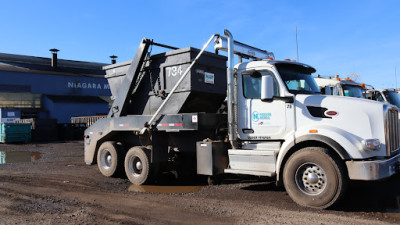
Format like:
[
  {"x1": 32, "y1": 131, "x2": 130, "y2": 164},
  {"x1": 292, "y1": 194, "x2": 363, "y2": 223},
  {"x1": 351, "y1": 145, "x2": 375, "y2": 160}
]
[{"x1": 252, "y1": 111, "x2": 272, "y2": 125}]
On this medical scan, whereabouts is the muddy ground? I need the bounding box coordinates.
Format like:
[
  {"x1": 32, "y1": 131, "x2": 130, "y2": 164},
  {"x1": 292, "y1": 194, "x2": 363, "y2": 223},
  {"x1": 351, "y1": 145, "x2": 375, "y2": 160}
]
[{"x1": 0, "y1": 141, "x2": 399, "y2": 225}]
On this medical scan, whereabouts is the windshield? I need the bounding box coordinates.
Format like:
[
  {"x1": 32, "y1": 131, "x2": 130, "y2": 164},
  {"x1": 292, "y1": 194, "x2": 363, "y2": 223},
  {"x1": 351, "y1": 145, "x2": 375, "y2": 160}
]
[
  {"x1": 342, "y1": 85, "x2": 365, "y2": 98},
  {"x1": 383, "y1": 91, "x2": 400, "y2": 108},
  {"x1": 275, "y1": 64, "x2": 320, "y2": 94}
]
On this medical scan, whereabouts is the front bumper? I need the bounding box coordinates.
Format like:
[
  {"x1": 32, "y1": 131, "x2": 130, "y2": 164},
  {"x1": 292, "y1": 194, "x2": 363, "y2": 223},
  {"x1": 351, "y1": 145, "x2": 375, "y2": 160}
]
[{"x1": 346, "y1": 153, "x2": 400, "y2": 180}]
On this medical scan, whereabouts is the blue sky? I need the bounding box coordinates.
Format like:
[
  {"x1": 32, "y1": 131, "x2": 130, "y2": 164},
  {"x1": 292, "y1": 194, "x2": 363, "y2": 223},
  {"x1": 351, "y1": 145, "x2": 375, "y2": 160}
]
[{"x1": 1, "y1": 0, "x2": 399, "y2": 89}]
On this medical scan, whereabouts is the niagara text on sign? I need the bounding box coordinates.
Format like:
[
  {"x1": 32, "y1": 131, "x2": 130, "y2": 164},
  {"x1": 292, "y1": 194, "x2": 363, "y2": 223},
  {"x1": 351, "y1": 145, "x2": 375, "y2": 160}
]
[{"x1": 67, "y1": 82, "x2": 110, "y2": 90}]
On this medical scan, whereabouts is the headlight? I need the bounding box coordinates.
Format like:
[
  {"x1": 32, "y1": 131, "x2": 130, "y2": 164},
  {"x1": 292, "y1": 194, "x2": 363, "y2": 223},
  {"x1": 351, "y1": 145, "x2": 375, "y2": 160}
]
[{"x1": 362, "y1": 139, "x2": 381, "y2": 151}]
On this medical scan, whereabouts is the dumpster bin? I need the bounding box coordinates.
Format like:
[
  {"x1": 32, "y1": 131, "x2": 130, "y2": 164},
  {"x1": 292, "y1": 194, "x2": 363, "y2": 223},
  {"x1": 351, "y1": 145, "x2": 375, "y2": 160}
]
[{"x1": 0, "y1": 123, "x2": 31, "y2": 143}]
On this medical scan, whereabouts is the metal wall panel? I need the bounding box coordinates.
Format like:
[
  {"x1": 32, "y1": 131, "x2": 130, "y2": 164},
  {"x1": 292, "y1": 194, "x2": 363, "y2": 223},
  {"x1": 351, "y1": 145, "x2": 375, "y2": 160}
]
[{"x1": 0, "y1": 71, "x2": 111, "y2": 96}]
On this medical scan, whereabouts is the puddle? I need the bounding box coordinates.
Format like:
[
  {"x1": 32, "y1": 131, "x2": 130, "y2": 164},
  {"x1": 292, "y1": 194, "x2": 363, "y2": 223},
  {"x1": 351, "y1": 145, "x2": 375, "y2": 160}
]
[
  {"x1": 0, "y1": 170, "x2": 25, "y2": 174},
  {"x1": 0, "y1": 151, "x2": 41, "y2": 164},
  {"x1": 128, "y1": 185, "x2": 202, "y2": 194}
]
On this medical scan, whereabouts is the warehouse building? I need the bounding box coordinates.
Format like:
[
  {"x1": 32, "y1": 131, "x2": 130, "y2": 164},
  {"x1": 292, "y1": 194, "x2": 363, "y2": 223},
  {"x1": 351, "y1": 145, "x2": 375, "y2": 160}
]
[{"x1": 0, "y1": 50, "x2": 111, "y2": 123}]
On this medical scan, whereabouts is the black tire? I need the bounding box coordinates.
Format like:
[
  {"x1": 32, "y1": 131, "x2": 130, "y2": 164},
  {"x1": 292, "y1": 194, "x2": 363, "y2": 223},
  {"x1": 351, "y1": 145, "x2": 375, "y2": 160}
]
[
  {"x1": 124, "y1": 147, "x2": 153, "y2": 185},
  {"x1": 283, "y1": 147, "x2": 347, "y2": 209},
  {"x1": 207, "y1": 175, "x2": 223, "y2": 185},
  {"x1": 97, "y1": 141, "x2": 125, "y2": 177}
]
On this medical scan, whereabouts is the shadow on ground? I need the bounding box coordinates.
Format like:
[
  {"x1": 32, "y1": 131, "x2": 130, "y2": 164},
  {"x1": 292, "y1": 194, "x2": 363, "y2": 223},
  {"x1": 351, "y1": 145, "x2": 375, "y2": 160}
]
[
  {"x1": 337, "y1": 174, "x2": 400, "y2": 213},
  {"x1": 239, "y1": 173, "x2": 400, "y2": 213}
]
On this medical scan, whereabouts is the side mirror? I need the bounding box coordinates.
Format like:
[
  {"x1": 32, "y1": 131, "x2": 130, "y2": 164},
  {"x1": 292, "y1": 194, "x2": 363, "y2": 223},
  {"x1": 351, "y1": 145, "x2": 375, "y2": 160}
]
[
  {"x1": 324, "y1": 86, "x2": 332, "y2": 95},
  {"x1": 261, "y1": 75, "x2": 274, "y2": 101},
  {"x1": 365, "y1": 91, "x2": 373, "y2": 99},
  {"x1": 332, "y1": 86, "x2": 340, "y2": 96}
]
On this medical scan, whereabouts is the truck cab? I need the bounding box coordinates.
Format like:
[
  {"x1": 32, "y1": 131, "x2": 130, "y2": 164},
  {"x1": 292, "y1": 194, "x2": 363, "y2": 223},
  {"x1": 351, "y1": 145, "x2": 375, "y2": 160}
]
[
  {"x1": 225, "y1": 56, "x2": 400, "y2": 208},
  {"x1": 314, "y1": 75, "x2": 365, "y2": 98},
  {"x1": 235, "y1": 60, "x2": 319, "y2": 141},
  {"x1": 365, "y1": 88, "x2": 400, "y2": 108}
]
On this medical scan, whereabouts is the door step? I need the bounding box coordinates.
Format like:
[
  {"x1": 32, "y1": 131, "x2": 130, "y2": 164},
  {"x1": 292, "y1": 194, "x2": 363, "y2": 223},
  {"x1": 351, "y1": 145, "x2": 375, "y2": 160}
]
[
  {"x1": 224, "y1": 168, "x2": 275, "y2": 177},
  {"x1": 227, "y1": 149, "x2": 276, "y2": 172},
  {"x1": 241, "y1": 141, "x2": 281, "y2": 151}
]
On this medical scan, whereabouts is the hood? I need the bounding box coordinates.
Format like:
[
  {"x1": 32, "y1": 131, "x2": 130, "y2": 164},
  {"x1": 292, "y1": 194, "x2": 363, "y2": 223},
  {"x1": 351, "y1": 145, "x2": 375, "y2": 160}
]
[
  {"x1": 295, "y1": 94, "x2": 388, "y2": 158},
  {"x1": 299, "y1": 94, "x2": 385, "y2": 109}
]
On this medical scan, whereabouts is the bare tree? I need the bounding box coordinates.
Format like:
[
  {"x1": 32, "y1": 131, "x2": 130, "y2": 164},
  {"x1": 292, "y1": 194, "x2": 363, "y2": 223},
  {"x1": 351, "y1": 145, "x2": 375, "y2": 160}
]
[{"x1": 347, "y1": 73, "x2": 360, "y2": 82}]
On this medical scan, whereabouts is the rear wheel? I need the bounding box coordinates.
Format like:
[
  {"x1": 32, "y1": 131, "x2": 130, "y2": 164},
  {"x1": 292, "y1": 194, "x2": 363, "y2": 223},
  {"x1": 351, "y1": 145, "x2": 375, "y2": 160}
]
[
  {"x1": 97, "y1": 141, "x2": 125, "y2": 177},
  {"x1": 124, "y1": 147, "x2": 153, "y2": 185},
  {"x1": 283, "y1": 147, "x2": 347, "y2": 209}
]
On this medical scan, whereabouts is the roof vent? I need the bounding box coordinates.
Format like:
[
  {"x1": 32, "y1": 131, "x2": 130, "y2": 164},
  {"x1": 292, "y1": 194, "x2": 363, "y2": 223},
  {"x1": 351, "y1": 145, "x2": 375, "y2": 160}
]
[
  {"x1": 49, "y1": 48, "x2": 59, "y2": 68},
  {"x1": 110, "y1": 55, "x2": 118, "y2": 64}
]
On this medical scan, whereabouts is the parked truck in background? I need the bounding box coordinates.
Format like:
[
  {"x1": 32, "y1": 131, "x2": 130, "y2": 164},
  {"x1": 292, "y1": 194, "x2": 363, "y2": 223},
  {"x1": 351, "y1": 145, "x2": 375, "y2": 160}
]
[
  {"x1": 315, "y1": 76, "x2": 400, "y2": 110},
  {"x1": 314, "y1": 75, "x2": 365, "y2": 98},
  {"x1": 365, "y1": 87, "x2": 400, "y2": 109},
  {"x1": 84, "y1": 30, "x2": 400, "y2": 209}
]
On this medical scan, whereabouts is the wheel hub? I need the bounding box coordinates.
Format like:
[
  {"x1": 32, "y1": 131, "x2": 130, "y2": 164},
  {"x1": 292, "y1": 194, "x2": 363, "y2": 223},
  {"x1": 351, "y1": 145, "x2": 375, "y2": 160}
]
[
  {"x1": 307, "y1": 173, "x2": 319, "y2": 184},
  {"x1": 136, "y1": 161, "x2": 142, "y2": 170},
  {"x1": 100, "y1": 149, "x2": 112, "y2": 170},
  {"x1": 106, "y1": 155, "x2": 112, "y2": 166},
  {"x1": 129, "y1": 156, "x2": 143, "y2": 177},
  {"x1": 296, "y1": 164, "x2": 326, "y2": 195}
]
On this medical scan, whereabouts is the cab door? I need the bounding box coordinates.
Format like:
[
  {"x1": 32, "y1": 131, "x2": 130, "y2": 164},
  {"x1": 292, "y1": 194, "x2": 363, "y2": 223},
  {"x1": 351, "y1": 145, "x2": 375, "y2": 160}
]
[{"x1": 237, "y1": 69, "x2": 290, "y2": 140}]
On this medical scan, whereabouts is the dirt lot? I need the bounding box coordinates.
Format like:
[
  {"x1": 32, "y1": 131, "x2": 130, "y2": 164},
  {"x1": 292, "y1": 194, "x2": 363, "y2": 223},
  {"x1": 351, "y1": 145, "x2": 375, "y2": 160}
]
[{"x1": 0, "y1": 141, "x2": 399, "y2": 225}]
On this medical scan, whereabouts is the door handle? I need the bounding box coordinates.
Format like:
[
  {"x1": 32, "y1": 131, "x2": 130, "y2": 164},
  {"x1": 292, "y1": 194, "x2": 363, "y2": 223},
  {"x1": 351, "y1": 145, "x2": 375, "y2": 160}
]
[{"x1": 242, "y1": 128, "x2": 254, "y2": 134}]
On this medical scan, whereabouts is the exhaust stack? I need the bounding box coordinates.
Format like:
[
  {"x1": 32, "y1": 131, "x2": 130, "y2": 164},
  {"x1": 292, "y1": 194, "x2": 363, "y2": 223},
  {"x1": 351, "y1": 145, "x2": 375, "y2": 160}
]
[
  {"x1": 110, "y1": 55, "x2": 118, "y2": 64},
  {"x1": 223, "y1": 29, "x2": 238, "y2": 148},
  {"x1": 49, "y1": 48, "x2": 59, "y2": 68}
]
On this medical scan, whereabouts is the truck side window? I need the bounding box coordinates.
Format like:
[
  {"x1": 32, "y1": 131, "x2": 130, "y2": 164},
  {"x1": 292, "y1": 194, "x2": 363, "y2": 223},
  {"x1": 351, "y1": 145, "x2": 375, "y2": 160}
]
[
  {"x1": 285, "y1": 79, "x2": 313, "y2": 92},
  {"x1": 242, "y1": 70, "x2": 277, "y2": 99},
  {"x1": 243, "y1": 75, "x2": 261, "y2": 98},
  {"x1": 376, "y1": 93, "x2": 384, "y2": 102}
]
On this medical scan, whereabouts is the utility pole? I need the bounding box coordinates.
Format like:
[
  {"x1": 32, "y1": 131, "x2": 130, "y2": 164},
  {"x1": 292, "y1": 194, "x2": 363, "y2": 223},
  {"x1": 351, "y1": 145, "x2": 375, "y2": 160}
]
[
  {"x1": 394, "y1": 66, "x2": 397, "y2": 89},
  {"x1": 296, "y1": 26, "x2": 299, "y2": 62}
]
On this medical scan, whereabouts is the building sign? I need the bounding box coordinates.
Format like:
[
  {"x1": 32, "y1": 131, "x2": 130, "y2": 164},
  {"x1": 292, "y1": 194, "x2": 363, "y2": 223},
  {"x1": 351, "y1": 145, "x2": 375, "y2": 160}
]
[
  {"x1": 0, "y1": 109, "x2": 20, "y2": 123},
  {"x1": 1, "y1": 118, "x2": 19, "y2": 123},
  {"x1": 67, "y1": 82, "x2": 109, "y2": 90}
]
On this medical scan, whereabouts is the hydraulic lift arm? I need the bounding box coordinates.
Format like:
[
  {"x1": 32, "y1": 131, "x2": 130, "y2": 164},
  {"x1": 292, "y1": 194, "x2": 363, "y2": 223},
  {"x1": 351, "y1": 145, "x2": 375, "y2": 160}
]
[
  {"x1": 108, "y1": 39, "x2": 179, "y2": 118},
  {"x1": 108, "y1": 38, "x2": 152, "y2": 118}
]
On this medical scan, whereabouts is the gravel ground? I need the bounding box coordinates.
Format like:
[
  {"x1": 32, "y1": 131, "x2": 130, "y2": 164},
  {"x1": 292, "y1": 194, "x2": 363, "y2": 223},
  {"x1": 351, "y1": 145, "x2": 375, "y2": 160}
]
[{"x1": 0, "y1": 141, "x2": 399, "y2": 224}]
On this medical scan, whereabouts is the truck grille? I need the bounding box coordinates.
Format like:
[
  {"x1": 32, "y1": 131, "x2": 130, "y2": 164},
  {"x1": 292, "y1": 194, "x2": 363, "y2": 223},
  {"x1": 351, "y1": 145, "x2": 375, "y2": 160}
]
[{"x1": 385, "y1": 106, "x2": 400, "y2": 156}]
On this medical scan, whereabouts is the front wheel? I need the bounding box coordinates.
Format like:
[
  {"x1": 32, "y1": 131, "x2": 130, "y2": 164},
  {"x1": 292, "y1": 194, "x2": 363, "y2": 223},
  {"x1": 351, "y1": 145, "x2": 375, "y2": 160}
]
[
  {"x1": 124, "y1": 147, "x2": 153, "y2": 185},
  {"x1": 283, "y1": 147, "x2": 347, "y2": 209}
]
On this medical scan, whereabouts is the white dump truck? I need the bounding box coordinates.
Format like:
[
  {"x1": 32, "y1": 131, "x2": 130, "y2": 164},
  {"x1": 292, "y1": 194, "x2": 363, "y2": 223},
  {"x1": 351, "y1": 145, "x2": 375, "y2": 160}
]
[
  {"x1": 84, "y1": 30, "x2": 400, "y2": 209},
  {"x1": 365, "y1": 88, "x2": 400, "y2": 108},
  {"x1": 314, "y1": 75, "x2": 365, "y2": 98}
]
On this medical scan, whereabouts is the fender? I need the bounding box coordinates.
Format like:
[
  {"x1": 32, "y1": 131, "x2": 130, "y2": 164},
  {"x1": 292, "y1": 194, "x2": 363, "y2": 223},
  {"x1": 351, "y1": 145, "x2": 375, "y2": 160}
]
[
  {"x1": 295, "y1": 134, "x2": 351, "y2": 160},
  {"x1": 275, "y1": 133, "x2": 351, "y2": 184}
]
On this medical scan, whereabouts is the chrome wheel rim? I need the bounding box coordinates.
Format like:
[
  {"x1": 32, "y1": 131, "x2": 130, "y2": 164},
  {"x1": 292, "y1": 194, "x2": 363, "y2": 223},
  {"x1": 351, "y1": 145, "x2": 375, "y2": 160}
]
[
  {"x1": 100, "y1": 149, "x2": 112, "y2": 170},
  {"x1": 128, "y1": 155, "x2": 143, "y2": 177},
  {"x1": 295, "y1": 163, "x2": 327, "y2": 195}
]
